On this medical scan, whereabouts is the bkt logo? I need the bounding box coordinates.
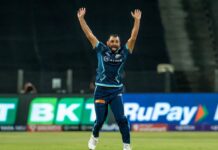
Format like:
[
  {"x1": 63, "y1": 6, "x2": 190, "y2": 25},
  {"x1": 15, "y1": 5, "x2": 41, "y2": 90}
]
[{"x1": 124, "y1": 102, "x2": 210, "y2": 125}]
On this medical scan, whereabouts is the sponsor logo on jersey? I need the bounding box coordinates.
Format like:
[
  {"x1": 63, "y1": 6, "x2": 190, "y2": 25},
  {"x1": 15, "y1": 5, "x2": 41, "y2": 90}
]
[{"x1": 103, "y1": 56, "x2": 122, "y2": 63}]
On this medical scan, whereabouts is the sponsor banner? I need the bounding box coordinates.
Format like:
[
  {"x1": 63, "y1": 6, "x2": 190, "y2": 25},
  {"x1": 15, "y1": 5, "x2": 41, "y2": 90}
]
[
  {"x1": 80, "y1": 124, "x2": 119, "y2": 131},
  {"x1": 168, "y1": 125, "x2": 198, "y2": 131},
  {"x1": 28, "y1": 97, "x2": 88, "y2": 125},
  {"x1": 81, "y1": 125, "x2": 93, "y2": 131},
  {"x1": 0, "y1": 125, "x2": 26, "y2": 131},
  {"x1": 123, "y1": 94, "x2": 218, "y2": 125},
  {"x1": 63, "y1": 125, "x2": 80, "y2": 131},
  {"x1": 210, "y1": 125, "x2": 218, "y2": 131},
  {"x1": 28, "y1": 97, "x2": 58, "y2": 125},
  {"x1": 101, "y1": 124, "x2": 119, "y2": 131},
  {"x1": 0, "y1": 98, "x2": 18, "y2": 125},
  {"x1": 55, "y1": 97, "x2": 84, "y2": 125},
  {"x1": 132, "y1": 124, "x2": 168, "y2": 132},
  {"x1": 1, "y1": 94, "x2": 218, "y2": 131},
  {"x1": 14, "y1": 125, "x2": 27, "y2": 131},
  {"x1": 81, "y1": 98, "x2": 95, "y2": 125},
  {"x1": 168, "y1": 125, "x2": 218, "y2": 131},
  {"x1": 27, "y1": 125, "x2": 62, "y2": 132},
  {"x1": 0, "y1": 125, "x2": 15, "y2": 131}
]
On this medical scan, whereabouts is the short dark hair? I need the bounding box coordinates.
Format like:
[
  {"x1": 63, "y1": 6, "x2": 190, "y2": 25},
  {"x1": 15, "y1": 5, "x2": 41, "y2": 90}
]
[{"x1": 108, "y1": 34, "x2": 120, "y2": 41}]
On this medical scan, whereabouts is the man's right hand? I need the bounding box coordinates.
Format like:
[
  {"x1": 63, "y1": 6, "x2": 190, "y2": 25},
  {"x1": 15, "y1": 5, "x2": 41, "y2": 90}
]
[
  {"x1": 77, "y1": 7, "x2": 86, "y2": 19},
  {"x1": 77, "y1": 7, "x2": 99, "y2": 49},
  {"x1": 131, "y1": 9, "x2": 142, "y2": 20}
]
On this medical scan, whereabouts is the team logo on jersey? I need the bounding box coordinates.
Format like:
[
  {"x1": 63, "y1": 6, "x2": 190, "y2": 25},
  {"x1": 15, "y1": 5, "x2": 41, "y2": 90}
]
[
  {"x1": 115, "y1": 54, "x2": 122, "y2": 59},
  {"x1": 103, "y1": 56, "x2": 110, "y2": 62}
]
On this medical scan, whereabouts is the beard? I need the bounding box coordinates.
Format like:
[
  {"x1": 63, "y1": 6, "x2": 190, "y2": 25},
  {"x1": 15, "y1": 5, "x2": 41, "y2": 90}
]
[{"x1": 110, "y1": 45, "x2": 119, "y2": 51}]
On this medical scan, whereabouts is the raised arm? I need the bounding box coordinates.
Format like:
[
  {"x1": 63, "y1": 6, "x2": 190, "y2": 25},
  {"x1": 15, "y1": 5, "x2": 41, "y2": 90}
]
[
  {"x1": 127, "y1": 9, "x2": 142, "y2": 53},
  {"x1": 77, "y1": 8, "x2": 99, "y2": 48}
]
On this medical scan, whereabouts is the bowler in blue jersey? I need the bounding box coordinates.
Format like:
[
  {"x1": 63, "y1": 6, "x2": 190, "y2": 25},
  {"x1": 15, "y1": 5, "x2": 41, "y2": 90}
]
[{"x1": 77, "y1": 7, "x2": 141, "y2": 150}]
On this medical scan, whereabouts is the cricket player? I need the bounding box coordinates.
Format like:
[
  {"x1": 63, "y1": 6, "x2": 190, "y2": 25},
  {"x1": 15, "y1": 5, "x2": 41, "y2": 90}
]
[{"x1": 77, "y1": 7, "x2": 141, "y2": 150}]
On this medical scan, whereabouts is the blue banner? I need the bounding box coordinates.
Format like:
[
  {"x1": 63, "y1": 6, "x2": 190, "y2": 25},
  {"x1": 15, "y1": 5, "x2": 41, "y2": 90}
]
[{"x1": 122, "y1": 94, "x2": 218, "y2": 125}]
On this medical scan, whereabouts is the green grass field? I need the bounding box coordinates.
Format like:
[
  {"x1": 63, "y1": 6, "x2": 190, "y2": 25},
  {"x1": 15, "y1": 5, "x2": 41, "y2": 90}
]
[{"x1": 0, "y1": 132, "x2": 218, "y2": 150}]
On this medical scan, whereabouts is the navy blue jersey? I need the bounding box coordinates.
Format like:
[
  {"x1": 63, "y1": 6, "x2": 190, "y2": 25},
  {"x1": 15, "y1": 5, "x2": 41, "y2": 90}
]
[{"x1": 94, "y1": 42, "x2": 129, "y2": 87}]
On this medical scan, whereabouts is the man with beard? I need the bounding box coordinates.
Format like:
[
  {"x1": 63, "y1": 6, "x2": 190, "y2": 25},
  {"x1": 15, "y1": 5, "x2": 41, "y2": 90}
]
[{"x1": 77, "y1": 7, "x2": 141, "y2": 150}]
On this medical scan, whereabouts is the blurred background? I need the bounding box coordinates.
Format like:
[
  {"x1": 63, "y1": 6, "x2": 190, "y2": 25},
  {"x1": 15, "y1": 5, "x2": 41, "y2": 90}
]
[
  {"x1": 1, "y1": 0, "x2": 218, "y2": 94},
  {"x1": 1, "y1": 0, "x2": 218, "y2": 134}
]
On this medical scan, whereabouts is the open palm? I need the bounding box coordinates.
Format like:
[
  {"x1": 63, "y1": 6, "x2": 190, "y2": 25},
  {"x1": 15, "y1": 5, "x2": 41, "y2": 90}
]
[
  {"x1": 131, "y1": 9, "x2": 142, "y2": 20},
  {"x1": 77, "y1": 8, "x2": 86, "y2": 18}
]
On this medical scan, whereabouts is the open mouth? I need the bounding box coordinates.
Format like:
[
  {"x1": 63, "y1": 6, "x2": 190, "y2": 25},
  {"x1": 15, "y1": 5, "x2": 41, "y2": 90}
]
[{"x1": 111, "y1": 46, "x2": 118, "y2": 51}]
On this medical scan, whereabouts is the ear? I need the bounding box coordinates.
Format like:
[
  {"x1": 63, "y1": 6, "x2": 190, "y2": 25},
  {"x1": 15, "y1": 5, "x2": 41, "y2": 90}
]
[{"x1": 106, "y1": 40, "x2": 109, "y2": 46}]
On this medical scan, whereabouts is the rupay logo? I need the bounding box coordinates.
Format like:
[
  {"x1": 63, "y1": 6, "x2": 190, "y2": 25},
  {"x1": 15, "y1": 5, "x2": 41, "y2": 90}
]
[{"x1": 124, "y1": 102, "x2": 208, "y2": 125}]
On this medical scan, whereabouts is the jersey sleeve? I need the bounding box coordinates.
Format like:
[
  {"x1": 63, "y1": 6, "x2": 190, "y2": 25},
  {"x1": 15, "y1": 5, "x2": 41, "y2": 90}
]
[
  {"x1": 124, "y1": 44, "x2": 131, "y2": 55},
  {"x1": 94, "y1": 42, "x2": 107, "y2": 53}
]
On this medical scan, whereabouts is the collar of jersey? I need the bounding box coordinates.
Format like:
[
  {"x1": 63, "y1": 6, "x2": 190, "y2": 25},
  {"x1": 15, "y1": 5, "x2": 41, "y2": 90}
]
[{"x1": 108, "y1": 47, "x2": 121, "y2": 54}]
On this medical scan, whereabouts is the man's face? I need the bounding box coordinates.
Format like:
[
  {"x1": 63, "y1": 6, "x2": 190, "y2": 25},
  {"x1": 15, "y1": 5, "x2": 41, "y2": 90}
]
[{"x1": 107, "y1": 36, "x2": 121, "y2": 52}]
